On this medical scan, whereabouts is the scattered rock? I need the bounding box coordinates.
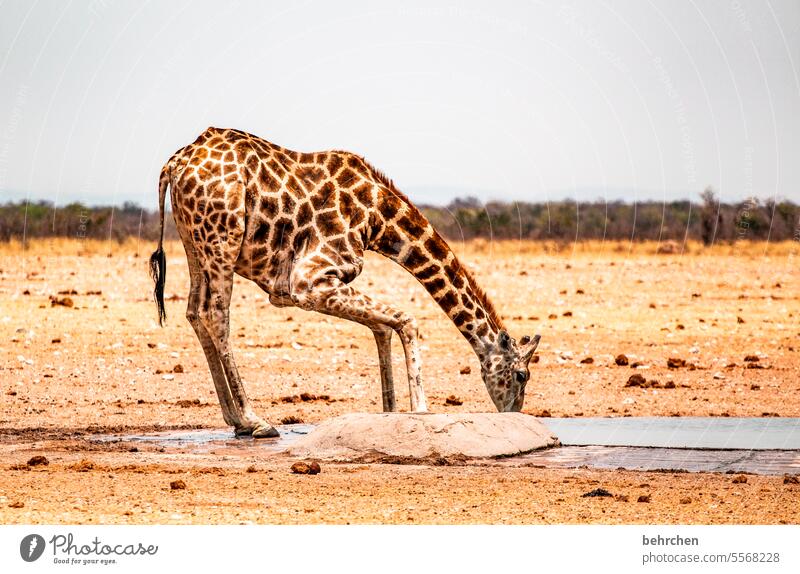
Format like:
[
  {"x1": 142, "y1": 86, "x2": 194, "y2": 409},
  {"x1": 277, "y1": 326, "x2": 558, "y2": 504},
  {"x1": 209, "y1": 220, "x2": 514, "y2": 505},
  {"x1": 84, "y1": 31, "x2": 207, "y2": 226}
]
[
  {"x1": 533, "y1": 409, "x2": 552, "y2": 418},
  {"x1": 281, "y1": 415, "x2": 304, "y2": 425},
  {"x1": 9, "y1": 463, "x2": 29, "y2": 470},
  {"x1": 679, "y1": 497, "x2": 692, "y2": 504},
  {"x1": 170, "y1": 479, "x2": 187, "y2": 490},
  {"x1": 50, "y1": 296, "x2": 74, "y2": 307},
  {"x1": 637, "y1": 495, "x2": 651, "y2": 503},
  {"x1": 744, "y1": 355, "x2": 760, "y2": 362},
  {"x1": 57, "y1": 289, "x2": 78, "y2": 295},
  {"x1": 70, "y1": 459, "x2": 94, "y2": 472},
  {"x1": 784, "y1": 475, "x2": 799, "y2": 485},
  {"x1": 172, "y1": 364, "x2": 184, "y2": 373},
  {"x1": 280, "y1": 393, "x2": 332, "y2": 403},
  {"x1": 625, "y1": 374, "x2": 647, "y2": 388},
  {"x1": 176, "y1": 399, "x2": 200, "y2": 408},
  {"x1": 667, "y1": 357, "x2": 686, "y2": 369},
  {"x1": 580, "y1": 357, "x2": 594, "y2": 364},
  {"x1": 8, "y1": 501, "x2": 24, "y2": 508},
  {"x1": 746, "y1": 363, "x2": 765, "y2": 370},
  {"x1": 85, "y1": 290, "x2": 102, "y2": 296},
  {"x1": 291, "y1": 461, "x2": 321, "y2": 475},
  {"x1": 459, "y1": 366, "x2": 471, "y2": 375},
  {"x1": 27, "y1": 455, "x2": 49, "y2": 467},
  {"x1": 615, "y1": 354, "x2": 629, "y2": 366},
  {"x1": 732, "y1": 475, "x2": 748, "y2": 484},
  {"x1": 445, "y1": 395, "x2": 464, "y2": 406},
  {"x1": 582, "y1": 488, "x2": 613, "y2": 498}
]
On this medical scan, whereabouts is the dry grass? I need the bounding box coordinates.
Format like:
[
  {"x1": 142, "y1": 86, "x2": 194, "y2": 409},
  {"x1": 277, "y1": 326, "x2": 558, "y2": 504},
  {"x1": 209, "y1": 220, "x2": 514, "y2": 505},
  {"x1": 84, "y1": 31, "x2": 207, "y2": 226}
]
[{"x1": 3, "y1": 237, "x2": 799, "y2": 258}]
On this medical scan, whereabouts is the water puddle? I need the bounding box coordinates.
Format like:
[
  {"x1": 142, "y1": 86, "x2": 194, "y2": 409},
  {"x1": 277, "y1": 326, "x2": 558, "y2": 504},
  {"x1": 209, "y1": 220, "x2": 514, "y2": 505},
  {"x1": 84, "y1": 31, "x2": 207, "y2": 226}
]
[
  {"x1": 514, "y1": 446, "x2": 800, "y2": 475},
  {"x1": 94, "y1": 424, "x2": 314, "y2": 454},
  {"x1": 542, "y1": 417, "x2": 800, "y2": 450},
  {"x1": 91, "y1": 418, "x2": 800, "y2": 475}
]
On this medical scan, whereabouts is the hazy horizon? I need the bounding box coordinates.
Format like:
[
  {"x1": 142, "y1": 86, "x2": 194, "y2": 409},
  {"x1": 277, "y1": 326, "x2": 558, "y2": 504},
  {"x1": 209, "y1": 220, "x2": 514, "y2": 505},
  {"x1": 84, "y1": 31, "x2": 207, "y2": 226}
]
[{"x1": 1, "y1": 1, "x2": 799, "y2": 208}]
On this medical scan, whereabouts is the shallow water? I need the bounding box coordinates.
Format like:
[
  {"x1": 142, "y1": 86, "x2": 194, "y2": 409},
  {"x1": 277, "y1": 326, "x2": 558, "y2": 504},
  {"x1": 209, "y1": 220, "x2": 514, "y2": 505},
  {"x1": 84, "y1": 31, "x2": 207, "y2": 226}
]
[
  {"x1": 543, "y1": 417, "x2": 800, "y2": 450},
  {"x1": 93, "y1": 417, "x2": 800, "y2": 475},
  {"x1": 514, "y1": 445, "x2": 800, "y2": 475},
  {"x1": 95, "y1": 424, "x2": 314, "y2": 454}
]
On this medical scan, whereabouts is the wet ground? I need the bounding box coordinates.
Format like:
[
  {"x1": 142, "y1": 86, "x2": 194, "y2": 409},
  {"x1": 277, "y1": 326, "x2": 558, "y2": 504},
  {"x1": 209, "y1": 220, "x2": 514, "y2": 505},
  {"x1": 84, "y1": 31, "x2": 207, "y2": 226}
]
[
  {"x1": 88, "y1": 417, "x2": 800, "y2": 475},
  {"x1": 2, "y1": 240, "x2": 799, "y2": 524}
]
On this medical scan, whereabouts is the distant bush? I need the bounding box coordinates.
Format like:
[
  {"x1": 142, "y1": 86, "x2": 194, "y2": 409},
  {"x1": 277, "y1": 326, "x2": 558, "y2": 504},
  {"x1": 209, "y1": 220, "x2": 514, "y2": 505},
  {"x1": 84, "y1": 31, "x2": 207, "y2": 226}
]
[{"x1": 0, "y1": 194, "x2": 797, "y2": 244}]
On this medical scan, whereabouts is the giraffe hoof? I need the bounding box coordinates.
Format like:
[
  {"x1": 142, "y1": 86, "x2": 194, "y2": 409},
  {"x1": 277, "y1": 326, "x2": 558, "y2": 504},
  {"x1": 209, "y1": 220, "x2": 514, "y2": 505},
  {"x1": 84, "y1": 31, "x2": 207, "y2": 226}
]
[{"x1": 251, "y1": 424, "x2": 280, "y2": 439}]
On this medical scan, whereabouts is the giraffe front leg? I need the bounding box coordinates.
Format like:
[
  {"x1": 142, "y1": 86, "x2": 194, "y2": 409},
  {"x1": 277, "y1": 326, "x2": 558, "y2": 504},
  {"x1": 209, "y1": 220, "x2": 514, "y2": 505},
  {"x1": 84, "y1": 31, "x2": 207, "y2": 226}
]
[
  {"x1": 371, "y1": 327, "x2": 396, "y2": 412},
  {"x1": 291, "y1": 270, "x2": 427, "y2": 414},
  {"x1": 397, "y1": 318, "x2": 428, "y2": 413}
]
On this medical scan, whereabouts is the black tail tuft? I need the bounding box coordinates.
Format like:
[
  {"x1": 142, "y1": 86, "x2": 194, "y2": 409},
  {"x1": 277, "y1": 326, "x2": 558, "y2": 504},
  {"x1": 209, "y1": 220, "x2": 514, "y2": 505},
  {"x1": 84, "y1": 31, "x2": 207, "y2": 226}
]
[{"x1": 149, "y1": 246, "x2": 167, "y2": 326}]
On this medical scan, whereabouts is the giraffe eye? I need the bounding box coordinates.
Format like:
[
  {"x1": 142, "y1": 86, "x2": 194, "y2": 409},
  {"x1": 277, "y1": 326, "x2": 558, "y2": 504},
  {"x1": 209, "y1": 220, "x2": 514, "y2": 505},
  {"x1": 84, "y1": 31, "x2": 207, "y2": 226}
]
[{"x1": 514, "y1": 370, "x2": 528, "y2": 384}]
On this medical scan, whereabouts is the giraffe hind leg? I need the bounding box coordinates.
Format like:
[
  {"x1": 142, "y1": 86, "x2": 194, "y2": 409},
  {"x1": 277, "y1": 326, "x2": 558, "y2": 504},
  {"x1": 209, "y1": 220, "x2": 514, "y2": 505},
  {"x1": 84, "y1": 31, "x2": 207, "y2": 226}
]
[{"x1": 197, "y1": 262, "x2": 279, "y2": 437}]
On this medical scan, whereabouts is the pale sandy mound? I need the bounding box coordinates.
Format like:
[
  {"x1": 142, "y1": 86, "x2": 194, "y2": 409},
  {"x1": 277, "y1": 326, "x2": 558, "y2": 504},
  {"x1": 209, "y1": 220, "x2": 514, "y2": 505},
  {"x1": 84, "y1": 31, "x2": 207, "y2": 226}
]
[{"x1": 287, "y1": 412, "x2": 559, "y2": 461}]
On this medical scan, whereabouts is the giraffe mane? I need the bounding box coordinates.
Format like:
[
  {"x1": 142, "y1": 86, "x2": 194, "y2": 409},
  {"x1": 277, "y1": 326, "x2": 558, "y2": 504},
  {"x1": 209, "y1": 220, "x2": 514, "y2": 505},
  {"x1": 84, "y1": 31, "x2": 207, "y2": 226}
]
[
  {"x1": 459, "y1": 263, "x2": 506, "y2": 332},
  {"x1": 354, "y1": 154, "x2": 507, "y2": 334}
]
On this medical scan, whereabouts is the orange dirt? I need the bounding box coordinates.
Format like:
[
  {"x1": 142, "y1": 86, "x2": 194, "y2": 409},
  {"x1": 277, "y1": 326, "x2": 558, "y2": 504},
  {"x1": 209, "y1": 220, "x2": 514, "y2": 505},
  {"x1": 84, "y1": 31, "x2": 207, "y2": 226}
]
[{"x1": 1, "y1": 239, "x2": 798, "y2": 524}]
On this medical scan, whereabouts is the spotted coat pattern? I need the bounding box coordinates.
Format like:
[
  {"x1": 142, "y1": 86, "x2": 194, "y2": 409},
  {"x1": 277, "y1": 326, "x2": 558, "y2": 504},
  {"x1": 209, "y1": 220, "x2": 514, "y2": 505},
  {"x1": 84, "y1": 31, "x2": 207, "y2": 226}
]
[{"x1": 152, "y1": 127, "x2": 540, "y2": 436}]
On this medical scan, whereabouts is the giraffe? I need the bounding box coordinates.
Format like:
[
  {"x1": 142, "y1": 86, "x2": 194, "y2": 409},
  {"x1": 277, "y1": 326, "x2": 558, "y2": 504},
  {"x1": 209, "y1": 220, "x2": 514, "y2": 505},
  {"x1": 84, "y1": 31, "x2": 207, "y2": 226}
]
[{"x1": 150, "y1": 127, "x2": 540, "y2": 438}]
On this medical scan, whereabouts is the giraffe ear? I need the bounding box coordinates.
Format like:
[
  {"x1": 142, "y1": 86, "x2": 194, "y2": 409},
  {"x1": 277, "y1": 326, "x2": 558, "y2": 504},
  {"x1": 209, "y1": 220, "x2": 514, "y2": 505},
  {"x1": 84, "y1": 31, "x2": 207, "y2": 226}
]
[{"x1": 498, "y1": 330, "x2": 511, "y2": 351}]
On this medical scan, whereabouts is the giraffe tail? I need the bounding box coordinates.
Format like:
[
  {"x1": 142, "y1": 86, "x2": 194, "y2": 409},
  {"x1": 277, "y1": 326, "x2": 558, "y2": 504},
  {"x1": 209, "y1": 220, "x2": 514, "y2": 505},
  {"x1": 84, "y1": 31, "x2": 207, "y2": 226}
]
[{"x1": 149, "y1": 162, "x2": 171, "y2": 326}]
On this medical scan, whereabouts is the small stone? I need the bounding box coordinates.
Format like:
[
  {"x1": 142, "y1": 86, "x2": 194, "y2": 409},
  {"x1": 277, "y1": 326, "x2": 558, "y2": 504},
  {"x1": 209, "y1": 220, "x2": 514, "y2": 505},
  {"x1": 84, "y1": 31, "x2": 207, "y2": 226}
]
[
  {"x1": 71, "y1": 459, "x2": 95, "y2": 472},
  {"x1": 615, "y1": 354, "x2": 629, "y2": 366},
  {"x1": 172, "y1": 364, "x2": 184, "y2": 373},
  {"x1": 281, "y1": 415, "x2": 303, "y2": 425},
  {"x1": 783, "y1": 475, "x2": 799, "y2": 485},
  {"x1": 615, "y1": 494, "x2": 629, "y2": 502},
  {"x1": 744, "y1": 355, "x2": 760, "y2": 362},
  {"x1": 737, "y1": 316, "x2": 745, "y2": 324},
  {"x1": 27, "y1": 455, "x2": 49, "y2": 467},
  {"x1": 664, "y1": 381, "x2": 676, "y2": 389},
  {"x1": 170, "y1": 479, "x2": 186, "y2": 490},
  {"x1": 562, "y1": 311, "x2": 573, "y2": 317},
  {"x1": 582, "y1": 488, "x2": 613, "y2": 498},
  {"x1": 667, "y1": 357, "x2": 686, "y2": 368},
  {"x1": 291, "y1": 461, "x2": 321, "y2": 475},
  {"x1": 445, "y1": 395, "x2": 463, "y2": 406},
  {"x1": 625, "y1": 374, "x2": 647, "y2": 388},
  {"x1": 732, "y1": 475, "x2": 748, "y2": 484},
  {"x1": 246, "y1": 466, "x2": 257, "y2": 473},
  {"x1": 679, "y1": 497, "x2": 692, "y2": 504},
  {"x1": 459, "y1": 366, "x2": 471, "y2": 375},
  {"x1": 580, "y1": 357, "x2": 594, "y2": 364},
  {"x1": 8, "y1": 501, "x2": 24, "y2": 508},
  {"x1": 750, "y1": 384, "x2": 760, "y2": 390},
  {"x1": 50, "y1": 296, "x2": 74, "y2": 307},
  {"x1": 637, "y1": 495, "x2": 651, "y2": 503}
]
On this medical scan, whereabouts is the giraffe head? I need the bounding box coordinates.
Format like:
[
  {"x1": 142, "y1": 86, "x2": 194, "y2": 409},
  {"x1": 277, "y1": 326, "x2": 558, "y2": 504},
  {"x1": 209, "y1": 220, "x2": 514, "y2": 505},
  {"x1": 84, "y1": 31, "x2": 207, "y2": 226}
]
[{"x1": 481, "y1": 332, "x2": 540, "y2": 412}]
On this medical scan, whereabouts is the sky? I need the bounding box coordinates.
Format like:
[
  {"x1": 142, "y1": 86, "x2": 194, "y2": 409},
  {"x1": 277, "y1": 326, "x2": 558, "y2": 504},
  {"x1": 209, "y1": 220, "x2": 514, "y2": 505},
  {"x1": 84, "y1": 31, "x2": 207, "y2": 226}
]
[{"x1": 0, "y1": 0, "x2": 798, "y2": 208}]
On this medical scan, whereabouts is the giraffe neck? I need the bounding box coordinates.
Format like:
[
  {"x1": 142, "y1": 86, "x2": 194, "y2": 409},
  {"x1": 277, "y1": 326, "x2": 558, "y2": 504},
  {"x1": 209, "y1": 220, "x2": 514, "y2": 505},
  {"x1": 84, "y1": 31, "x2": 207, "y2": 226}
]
[{"x1": 370, "y1": 206, "x2": 505, "y2": 364}]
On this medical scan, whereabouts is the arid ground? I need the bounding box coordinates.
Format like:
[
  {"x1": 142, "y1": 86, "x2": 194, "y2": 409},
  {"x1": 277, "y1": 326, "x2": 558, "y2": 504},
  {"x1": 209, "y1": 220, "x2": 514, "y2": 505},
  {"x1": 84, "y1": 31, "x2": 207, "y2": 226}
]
[{"x1": 1, "y1": 239, "x2": 798, "y2": 524}]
